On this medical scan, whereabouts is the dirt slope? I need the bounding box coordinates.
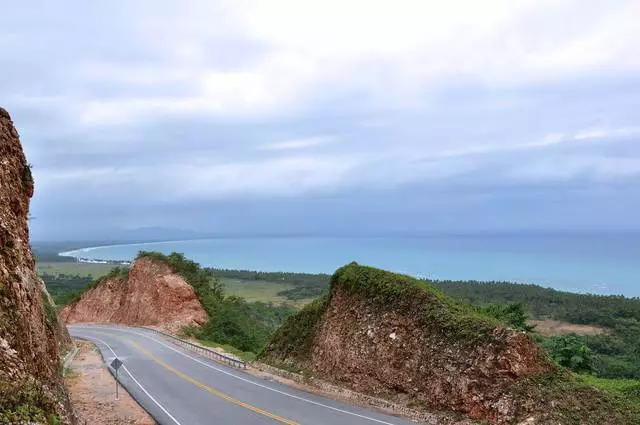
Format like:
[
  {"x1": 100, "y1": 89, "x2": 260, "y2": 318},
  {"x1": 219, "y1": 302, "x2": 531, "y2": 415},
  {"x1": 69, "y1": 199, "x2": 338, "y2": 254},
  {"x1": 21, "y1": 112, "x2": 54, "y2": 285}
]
[
  {"x1": 0, "y1": 107, "x2": 75, "y2": 424},
  {"x1": 261, "y1": 263, "x2": 637, "y2": 425},
  {"x1": 61, "y1": 257, "x2": 208, "y2": 331}
]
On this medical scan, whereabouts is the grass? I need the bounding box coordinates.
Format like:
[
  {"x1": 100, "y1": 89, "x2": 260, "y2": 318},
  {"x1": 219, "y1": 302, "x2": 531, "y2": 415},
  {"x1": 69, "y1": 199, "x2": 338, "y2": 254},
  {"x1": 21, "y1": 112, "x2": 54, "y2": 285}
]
[
  {"x1": 195, "y1": 339, "x2": 257, "y2": 362},
  {"x1": 577, "y1": 374, "x2": 640, "y2": 402},
  {"x1": 221, "y1": 278, "x2": 314, "y2": 308},
  {"x1": 334, "y1": 262, "x2": 502, "y2": 344},
  {"x1": 37, "y1": 261, "x2": 116, "y2": 278}
]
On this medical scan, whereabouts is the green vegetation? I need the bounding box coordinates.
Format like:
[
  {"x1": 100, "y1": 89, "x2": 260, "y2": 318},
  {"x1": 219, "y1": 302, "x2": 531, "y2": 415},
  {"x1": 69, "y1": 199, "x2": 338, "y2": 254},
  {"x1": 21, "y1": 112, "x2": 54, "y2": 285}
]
[
  {"x1": 40, "y1": 272, "x2": 93, "y2": 305},
  {"x1": 40, "y1": 290, "x2": 58, "y2": 328},
  {"x1": 505, "y1": 372, "x2": 640, "y2": 425},
  {"x1": 47, "y1": 266, "x2": 129, "y2": 307},
  {"x1": 0, "y1": 381, "x2": 60, "y2": 425},
  {"x1": 220, "y1": 278, "x2": 311, "y2": 307},
  {"x1": 209, "y1": 269, "x2": 330, "y2": 301},
  {"x1": 137, "y1": 252, "x2": 294, "y2": 354},
  {"x1": 478, "y1": 302, "x2": 536, "y2": 332},
  {"x1": 433, "y1": 280, "x2": 640, "y2": 379},
  {"x1": 37, "y1": 261, "x2": 117, "y2": 277},
  {"x1": 38, "y1": 261, "x2": 120, "y2": 305},
  {"x1": 193, "y1": 339, "x2": 258, "y2": 362},
  {"x1": 21, "y1": 162, "x2": 33, "y2": 192},
  {"x1": 577, "y1": 374, "x2": 640, "y2": 402},
  {"x1": 540, "y1": 335, "x2": 594, "y2": 373},
  {"x1": 259, "y1": 294, "x2": 329, "y2": 368},
  {"x1": 335, "y1": 263, "x2": 501, "y2": 344}
]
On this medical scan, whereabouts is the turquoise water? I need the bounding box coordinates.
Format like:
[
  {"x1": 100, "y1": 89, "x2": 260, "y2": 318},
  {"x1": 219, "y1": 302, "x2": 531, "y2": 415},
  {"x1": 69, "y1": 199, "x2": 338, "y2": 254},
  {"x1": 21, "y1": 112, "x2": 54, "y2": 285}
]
[{"x1": 61, "y1": 235, "x2": 640, "y2": 297}]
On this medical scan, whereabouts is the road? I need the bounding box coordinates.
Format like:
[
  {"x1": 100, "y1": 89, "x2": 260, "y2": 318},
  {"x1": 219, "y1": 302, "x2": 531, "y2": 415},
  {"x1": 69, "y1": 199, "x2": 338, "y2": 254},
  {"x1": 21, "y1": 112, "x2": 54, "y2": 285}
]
[{"x1": 69, "y1": 325, "x2": 416, "y2": 425}]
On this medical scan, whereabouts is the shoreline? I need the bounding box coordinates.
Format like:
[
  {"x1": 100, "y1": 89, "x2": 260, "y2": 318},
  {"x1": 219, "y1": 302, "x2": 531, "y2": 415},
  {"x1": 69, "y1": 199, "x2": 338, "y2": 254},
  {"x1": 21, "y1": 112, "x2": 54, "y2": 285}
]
[
  {"x1": 54, "y1": 237, "x2": 639, "y2": 298},
  {"x1": 59, "y1": 238, "x2": 197, "y2": 258}
]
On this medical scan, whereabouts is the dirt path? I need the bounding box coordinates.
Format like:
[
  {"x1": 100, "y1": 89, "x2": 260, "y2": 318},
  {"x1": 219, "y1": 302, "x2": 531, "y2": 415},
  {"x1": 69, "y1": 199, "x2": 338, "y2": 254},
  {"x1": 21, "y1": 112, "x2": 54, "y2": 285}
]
[{"x1": 65, "y1": 340, "x2": 156, "y2": 425}]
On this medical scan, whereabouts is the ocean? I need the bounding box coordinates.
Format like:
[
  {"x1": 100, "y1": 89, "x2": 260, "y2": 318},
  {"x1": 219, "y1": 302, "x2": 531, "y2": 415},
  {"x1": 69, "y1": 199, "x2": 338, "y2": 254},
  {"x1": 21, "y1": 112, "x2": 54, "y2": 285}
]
[{"x1": 60, "y1": 234, "x2": 640, "y2": 297}]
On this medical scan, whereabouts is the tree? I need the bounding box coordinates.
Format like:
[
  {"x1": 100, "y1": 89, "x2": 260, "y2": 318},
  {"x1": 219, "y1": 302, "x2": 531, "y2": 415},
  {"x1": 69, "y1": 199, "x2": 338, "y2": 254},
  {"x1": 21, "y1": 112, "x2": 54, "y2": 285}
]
[{"x1": 479, "y1": 302, "x2": 536, "y2": 332}]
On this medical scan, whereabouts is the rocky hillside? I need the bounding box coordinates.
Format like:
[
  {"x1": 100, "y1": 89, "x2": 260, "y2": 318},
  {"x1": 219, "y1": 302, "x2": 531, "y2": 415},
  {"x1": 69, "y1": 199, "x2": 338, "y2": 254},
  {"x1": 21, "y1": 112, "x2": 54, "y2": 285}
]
[
  {"x1": 0, "y1": 107, "x2": 75, "y2": 424},
  {"x1": 261, "y1": 262, "x2": 638, "y2": 424},
  {"x1": 61, "y1": 256, "x2": 208, "y2": 331}
]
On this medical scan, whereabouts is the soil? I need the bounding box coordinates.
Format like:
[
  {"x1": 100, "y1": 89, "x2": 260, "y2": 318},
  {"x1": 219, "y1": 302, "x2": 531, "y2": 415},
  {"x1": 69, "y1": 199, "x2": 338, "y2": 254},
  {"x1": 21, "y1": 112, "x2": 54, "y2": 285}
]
[{"x1": 65, "y1": 340, "x2": 155, "y2": 425}]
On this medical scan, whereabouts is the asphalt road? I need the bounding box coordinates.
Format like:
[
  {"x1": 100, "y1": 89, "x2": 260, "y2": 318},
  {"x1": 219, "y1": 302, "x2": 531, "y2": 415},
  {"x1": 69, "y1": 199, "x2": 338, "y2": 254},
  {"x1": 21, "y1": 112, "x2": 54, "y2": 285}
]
[{"x1": 69, "y1": 325, "x2": 416, "y2": 425}]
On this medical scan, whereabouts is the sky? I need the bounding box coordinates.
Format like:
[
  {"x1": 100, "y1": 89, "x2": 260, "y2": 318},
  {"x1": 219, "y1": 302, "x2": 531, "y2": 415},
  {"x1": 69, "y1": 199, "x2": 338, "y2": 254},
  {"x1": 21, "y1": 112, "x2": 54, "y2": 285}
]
[{"x1": 1, "y1": 0, "x2": 639, "y2": 241}]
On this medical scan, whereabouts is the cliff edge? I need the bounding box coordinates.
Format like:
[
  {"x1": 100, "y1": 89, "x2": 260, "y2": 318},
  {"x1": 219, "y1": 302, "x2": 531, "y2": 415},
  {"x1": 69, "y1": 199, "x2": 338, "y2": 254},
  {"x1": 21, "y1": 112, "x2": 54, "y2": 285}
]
[
  {"x1": 61, "y1": 256, "x2": 208, "y2": 331},
  {"x1": 0, "y1": 107, "x2": 75, "y2": 424},
  {"x1": 260, "y1": 263, "x2": 637, "y2": 424}
]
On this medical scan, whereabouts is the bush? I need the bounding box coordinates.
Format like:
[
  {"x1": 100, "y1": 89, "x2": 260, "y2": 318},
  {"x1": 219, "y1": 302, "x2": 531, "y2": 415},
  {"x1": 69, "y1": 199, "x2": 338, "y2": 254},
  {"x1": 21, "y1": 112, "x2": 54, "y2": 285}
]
[
  {"x1": 478, "y1": 303, "x2": 536, "y2": 332},
  {"x1": 542, "y1": 334, "x2": 594, "y2": 373}
]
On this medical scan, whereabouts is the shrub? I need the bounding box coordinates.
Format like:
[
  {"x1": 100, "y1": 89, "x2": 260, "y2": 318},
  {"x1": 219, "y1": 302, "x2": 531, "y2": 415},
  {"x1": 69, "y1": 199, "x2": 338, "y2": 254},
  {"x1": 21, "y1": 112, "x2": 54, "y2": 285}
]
[{"x1": 542, "y1": 334, "x2": 595, "y2": 373}]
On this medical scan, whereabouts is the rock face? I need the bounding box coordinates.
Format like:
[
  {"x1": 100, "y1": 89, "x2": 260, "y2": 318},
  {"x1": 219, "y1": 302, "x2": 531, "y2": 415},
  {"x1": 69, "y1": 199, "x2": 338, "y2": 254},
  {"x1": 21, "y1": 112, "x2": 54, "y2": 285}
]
[
  {"x1": 0, "y1": 107, "x2": 75, "y2": 424},
  {"x1": 61, "y1": 257, "x2": 208, "y2": 331},
  {"x1": 261, "y1": 263, "x2": 631, "y2": 424}
]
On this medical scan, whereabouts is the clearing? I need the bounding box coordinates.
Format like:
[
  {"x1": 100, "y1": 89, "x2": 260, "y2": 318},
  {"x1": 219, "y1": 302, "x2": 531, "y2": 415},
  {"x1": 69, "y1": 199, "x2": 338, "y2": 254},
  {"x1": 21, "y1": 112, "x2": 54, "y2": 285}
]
[{"x1": 530, "y1": 319, "x2": 607, "y2": 336}]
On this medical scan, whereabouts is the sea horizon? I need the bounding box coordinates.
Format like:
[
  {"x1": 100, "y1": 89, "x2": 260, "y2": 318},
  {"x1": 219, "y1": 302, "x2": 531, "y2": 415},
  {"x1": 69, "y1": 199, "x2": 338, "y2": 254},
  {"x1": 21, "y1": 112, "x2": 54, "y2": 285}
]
[{"x1": 57, "y1": 234, "x2": 640, "y2": 298}]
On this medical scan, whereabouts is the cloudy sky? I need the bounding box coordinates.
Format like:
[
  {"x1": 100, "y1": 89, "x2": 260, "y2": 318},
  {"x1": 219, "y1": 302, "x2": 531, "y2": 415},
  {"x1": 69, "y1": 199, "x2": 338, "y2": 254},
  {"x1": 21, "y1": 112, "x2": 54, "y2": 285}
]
[{"x1": 2, "y1": 0, "x2": 639, "y2": 240}]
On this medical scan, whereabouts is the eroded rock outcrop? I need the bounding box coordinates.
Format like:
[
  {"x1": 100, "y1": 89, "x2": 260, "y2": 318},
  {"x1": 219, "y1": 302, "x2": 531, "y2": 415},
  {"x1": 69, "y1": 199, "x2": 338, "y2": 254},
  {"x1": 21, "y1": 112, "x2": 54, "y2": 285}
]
[
  {"x1": 61, "y1": 257, "x2": 208, "y2": 331},
  {"x1": 261, "y1": 263, "x2": 634, "y2": 424},
  {"x1": 0, "y1": 107, "x2": 75, "y2": 424}
]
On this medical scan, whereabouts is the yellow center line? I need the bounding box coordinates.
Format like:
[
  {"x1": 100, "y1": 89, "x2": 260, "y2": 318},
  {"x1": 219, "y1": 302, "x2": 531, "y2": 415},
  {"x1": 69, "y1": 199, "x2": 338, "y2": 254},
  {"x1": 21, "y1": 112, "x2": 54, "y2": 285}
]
[{"x1": 125, "y1": 338, "x2": 300, "y2": 425}]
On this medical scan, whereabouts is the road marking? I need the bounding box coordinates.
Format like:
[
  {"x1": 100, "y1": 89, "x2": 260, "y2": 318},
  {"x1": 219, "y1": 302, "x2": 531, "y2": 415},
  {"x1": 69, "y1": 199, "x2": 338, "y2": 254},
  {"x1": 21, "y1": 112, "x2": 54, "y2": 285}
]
[
  {"x1": 74, "y1": 334, "x2": 183, "y2": 425},
  {"x1": 125, "y1": 338, "x2": 300, "y2": 425},
  {"x1": 76, "y1": 325, "x2": 402, "y2": 424}
]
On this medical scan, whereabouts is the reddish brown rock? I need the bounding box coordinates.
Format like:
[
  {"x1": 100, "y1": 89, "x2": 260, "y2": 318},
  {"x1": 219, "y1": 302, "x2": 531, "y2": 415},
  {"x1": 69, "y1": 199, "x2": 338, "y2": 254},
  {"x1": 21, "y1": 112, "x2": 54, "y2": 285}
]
[
  {"x1": 309, "y1": 286, "x2": 555, "y2": 423},
  {"x1": 0, "y1": 106, "x2": 75, "y2": 423},
  {"x1": 61, "y1": 257, "x2": 208, "y2": 332},
  {"x1": 262, "y1": 263, "x2": 633, "y2": 424}
]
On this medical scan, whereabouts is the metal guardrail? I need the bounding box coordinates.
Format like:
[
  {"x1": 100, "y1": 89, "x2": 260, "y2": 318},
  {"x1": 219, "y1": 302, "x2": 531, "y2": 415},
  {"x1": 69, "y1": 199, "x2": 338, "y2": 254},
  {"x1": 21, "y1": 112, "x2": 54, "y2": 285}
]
[{"x1": 137, "y1": 326, "x2": 247, "y2": 369}]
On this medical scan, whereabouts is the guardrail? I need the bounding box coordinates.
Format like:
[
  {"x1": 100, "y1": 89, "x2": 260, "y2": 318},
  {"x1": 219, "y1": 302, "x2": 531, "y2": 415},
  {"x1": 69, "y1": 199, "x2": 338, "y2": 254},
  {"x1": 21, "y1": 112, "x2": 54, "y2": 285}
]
[{"x1": 138, "y1": 326, "x2": 247, "y2": 369}]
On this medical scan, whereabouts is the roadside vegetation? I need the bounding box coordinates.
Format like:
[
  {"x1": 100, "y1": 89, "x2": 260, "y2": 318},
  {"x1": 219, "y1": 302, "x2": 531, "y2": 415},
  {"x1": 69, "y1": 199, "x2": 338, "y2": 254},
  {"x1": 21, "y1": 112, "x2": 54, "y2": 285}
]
[{"x1": 136, "y1": 251, "x2": 295, "y2": 354}]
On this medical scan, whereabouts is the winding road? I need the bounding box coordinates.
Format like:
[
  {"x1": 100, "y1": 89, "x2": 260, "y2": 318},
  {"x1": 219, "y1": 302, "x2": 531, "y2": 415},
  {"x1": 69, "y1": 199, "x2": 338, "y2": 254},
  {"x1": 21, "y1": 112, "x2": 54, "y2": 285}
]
[{"x1": 69, "y1": 325, "x2": 416, "y2": 425}]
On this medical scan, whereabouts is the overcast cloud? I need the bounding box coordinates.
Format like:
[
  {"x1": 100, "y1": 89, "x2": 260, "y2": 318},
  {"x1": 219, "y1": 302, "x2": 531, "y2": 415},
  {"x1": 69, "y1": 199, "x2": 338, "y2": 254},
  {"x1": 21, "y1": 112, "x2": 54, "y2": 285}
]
[{"x1": 1, "y1": 0, "x2": 639, "y2": 240}]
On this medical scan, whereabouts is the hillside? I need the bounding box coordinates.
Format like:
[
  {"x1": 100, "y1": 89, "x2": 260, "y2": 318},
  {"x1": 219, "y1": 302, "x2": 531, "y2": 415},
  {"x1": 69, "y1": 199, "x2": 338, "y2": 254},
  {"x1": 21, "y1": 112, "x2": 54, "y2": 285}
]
[
  {"x1": 260, "y1": 262, "x2": 639, "y2": 424},
  {"x1": 0, "y1": 107, "x2": 75, "y2": 424},
  {"x1": 60, "y1": 257, "x2": 208, "y2": 331}
]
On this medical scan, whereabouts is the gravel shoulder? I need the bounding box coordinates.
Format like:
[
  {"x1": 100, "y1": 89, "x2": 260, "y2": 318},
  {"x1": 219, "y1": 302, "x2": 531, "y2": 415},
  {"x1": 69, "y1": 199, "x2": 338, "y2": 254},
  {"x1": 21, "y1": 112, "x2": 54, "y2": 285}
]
[{"x1": 65, "y1": 340, "x2": 156, "y2": 425}]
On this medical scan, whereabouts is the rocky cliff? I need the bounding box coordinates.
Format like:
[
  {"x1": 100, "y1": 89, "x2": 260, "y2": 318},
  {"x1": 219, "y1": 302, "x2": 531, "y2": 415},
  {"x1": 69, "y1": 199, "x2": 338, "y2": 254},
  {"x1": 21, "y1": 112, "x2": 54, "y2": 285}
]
[
  {"x1": 61, "y1": 257, "x2": 208, "y2": 331},
  {"x1": 0, "y1": 107, "x2": 75, "y2": 424},
  {"x1": 261, "y1": 263, "x2": 636, "y2": 424}
]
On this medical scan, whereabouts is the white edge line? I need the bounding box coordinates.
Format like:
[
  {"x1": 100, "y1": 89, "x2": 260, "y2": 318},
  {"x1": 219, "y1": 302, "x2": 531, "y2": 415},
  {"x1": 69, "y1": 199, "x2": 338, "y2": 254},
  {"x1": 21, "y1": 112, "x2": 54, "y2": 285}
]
[
  {"x1": 75, "y1": 325, "x2": 400, "y2": 425},
  {"x1": 77, "y1": 334, "x2": 183, "y2": 425}
]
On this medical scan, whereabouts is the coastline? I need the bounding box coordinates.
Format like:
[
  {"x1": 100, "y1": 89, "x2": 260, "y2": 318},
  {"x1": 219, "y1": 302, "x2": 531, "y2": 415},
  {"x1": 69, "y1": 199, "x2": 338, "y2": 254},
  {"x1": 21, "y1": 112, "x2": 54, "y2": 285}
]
[
  {"x1": 54, "y1": 236, "x2": 640, "y2": 297},
  {"x1": 59, "y1": 239, "x2": 197, "y2": 258}
]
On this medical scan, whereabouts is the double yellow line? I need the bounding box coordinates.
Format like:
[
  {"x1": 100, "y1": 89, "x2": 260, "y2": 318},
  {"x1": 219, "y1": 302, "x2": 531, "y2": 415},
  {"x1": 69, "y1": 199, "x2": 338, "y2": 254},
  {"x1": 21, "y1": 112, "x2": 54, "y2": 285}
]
[{"x1": 126, "y1": 339, "x2": 300, "y2": 425}]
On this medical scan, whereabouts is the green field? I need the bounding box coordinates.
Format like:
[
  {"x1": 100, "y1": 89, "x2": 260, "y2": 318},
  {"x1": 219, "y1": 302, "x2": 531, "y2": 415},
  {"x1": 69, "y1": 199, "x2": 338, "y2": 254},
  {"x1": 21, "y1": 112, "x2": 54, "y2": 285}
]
[
  {"x1": 37, "y1": 261, "x2": 118, "y2": 278},
  {"x1": 221, "y1": 278, "x2": 314, "y2": 307}
]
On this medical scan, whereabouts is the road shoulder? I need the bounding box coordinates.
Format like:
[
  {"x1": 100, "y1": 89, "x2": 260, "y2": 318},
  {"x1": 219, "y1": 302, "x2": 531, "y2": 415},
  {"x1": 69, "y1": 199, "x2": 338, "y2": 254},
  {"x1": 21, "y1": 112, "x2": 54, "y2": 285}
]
[{"x1": 65, "y1": 339, "x2": 156, "y2": 425}]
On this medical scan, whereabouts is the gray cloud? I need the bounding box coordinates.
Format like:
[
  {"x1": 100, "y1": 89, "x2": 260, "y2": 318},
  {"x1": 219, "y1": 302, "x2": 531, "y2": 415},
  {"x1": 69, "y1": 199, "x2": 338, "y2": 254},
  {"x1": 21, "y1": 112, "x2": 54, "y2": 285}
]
[{"x1": 1, "y1": 1, "x2": 639, "y2": 239}]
